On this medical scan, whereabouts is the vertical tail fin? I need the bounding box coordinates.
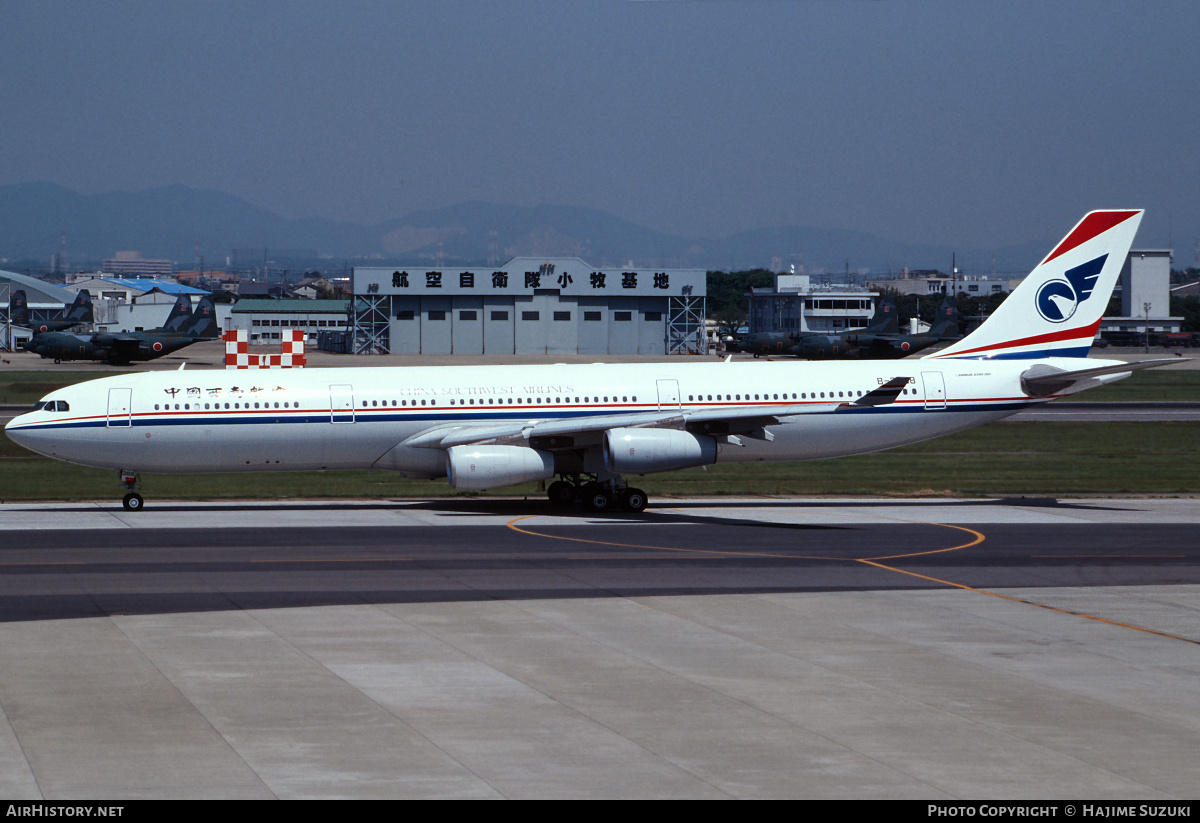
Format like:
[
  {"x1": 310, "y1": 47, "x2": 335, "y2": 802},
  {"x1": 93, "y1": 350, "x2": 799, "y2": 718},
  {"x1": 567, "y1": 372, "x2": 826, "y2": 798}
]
[
  {"x1": 160, "y1": 295, "x2": 193, "y2": 333},
  {"x1": 10, "y1": 290, "x2": 28, "y2": 326},
  {"x1": 182, "y1": 297, "x2": 218, "y2": 339},
  {"x1": 868, "y1": 297, "x2": 899, "y2": 334},
  {"x1": 928, "y1": 210, "x2": 1142, "y2": 359},
  {"x1": 66, "y1": 289, "x2": 93, "y2": 323},
  {"x1": 928, "y1": 296, "x2": 959, "y2": 339}
]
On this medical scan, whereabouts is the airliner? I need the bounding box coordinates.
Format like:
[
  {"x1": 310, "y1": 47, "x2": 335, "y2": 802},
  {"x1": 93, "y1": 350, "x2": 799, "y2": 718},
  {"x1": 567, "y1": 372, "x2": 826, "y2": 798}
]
[{"x1": 5, "y1": 210, "x2": 1172, "y2": 512}]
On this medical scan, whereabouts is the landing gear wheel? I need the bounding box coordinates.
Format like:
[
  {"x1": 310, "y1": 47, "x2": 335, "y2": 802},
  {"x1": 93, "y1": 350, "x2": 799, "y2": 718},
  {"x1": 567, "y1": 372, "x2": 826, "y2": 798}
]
[
  {"x1": 583, "y1": 486, "x2": 612, "y2": 513},
  {"x1": 619, "y1": 488, "x2": 648, "y2": 513},
  {"x1": 547, "y1": 480, "x2": 576, "y2": 506},
  {"x1": 122, "y1": 492, "x2": 144, "y2": 512}
]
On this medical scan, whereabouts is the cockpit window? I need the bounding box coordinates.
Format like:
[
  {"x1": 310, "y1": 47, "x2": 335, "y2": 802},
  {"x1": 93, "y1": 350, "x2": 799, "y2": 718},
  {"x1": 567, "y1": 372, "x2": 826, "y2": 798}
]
[{"x1": 38, "y1": 400, "x2": 69, "y2": 412}]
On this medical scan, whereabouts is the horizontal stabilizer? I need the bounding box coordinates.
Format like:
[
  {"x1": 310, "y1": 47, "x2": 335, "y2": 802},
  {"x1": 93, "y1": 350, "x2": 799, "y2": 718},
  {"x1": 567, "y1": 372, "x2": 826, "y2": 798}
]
[{"x1": 1021, "y1": 359, "x2": 1181, "y2": 397}]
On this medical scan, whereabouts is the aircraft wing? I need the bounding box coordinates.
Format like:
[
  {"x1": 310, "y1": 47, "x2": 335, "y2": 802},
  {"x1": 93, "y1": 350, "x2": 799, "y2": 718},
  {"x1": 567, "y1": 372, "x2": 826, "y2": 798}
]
[
  {"x1": 1020, "y1": 358, "x2": 1181, "y2": 397},
  {"x1": 403, "y1": 376, "x2": 913, "y2": 451}
]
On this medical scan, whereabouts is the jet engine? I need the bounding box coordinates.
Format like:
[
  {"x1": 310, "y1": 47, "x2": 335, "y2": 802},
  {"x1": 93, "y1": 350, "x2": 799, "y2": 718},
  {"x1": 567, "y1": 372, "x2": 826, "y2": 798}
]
[
  {"x1": 603, "y1": 428, "x2": 717, "y2": 474},
  {"x1": 445, "y1": 445, "x2": 556, "y2": 490}
]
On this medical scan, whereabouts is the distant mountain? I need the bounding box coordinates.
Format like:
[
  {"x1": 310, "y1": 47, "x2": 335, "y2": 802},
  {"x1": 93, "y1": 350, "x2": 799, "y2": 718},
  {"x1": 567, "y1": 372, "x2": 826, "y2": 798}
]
[
  {"x1": 0, "y1": 182, "x2": 378, "y2": 264},
  {"x1": 0, "y1": 182, "x2": 1046, "y2": 274}
]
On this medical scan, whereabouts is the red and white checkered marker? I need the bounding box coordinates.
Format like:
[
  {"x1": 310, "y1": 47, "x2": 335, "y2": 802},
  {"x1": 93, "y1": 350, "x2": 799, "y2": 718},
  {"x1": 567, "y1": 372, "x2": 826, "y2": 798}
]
[{"x1": 224, "y1": 329, "x2": 307, "y2": 369}]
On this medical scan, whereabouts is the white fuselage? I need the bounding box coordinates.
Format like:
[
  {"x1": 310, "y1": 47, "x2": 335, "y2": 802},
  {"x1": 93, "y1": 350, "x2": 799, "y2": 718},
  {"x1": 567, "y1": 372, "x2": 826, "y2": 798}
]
[{"x1": 4, "y1": 356, "x2": 1117, "y2": 484}]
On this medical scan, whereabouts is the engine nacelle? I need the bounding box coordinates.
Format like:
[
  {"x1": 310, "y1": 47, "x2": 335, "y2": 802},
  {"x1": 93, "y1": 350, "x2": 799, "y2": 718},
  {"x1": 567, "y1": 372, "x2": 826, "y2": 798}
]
[
  {"x1": 445, "y1": 445, "x2": 555, "y2": 491},
  {"x1": 603, "y1": 428, "x2": 717, "y2": 474}
]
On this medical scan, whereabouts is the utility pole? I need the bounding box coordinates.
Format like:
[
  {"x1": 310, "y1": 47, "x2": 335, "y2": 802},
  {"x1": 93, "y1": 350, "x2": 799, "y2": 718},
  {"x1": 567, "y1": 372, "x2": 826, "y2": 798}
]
[{"x1": 1144, "y1": 301, "x2": 1151, "y2": 353}]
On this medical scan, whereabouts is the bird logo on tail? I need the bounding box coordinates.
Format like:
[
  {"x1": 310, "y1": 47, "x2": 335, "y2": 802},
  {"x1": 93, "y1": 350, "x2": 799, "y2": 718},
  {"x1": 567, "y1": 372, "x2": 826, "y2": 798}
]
[{"x1": 1034, "y1": 254, "x2": 1106, "y2": 323}]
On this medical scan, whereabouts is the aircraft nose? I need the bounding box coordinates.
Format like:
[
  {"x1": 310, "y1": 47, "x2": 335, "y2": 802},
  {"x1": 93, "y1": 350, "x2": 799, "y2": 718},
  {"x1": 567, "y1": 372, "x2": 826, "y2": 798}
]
[
  {"x1": 4, "y1": 412, "x2": 46, "y2": 454},
  {"x1": 5, "y1": 413, "x2": 31, "y2": 444}
]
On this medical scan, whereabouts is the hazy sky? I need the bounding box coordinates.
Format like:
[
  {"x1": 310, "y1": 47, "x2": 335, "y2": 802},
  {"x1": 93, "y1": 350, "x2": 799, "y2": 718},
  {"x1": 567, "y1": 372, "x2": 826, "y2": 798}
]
[{"x1": 2, "y1": 0, "x2": 1197, "y2": 255}]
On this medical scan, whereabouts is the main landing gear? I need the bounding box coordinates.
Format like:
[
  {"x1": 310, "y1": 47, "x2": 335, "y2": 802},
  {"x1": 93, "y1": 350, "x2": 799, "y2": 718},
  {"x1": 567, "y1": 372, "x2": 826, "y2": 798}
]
[
  {"x1": 119, "y1": 470, "x2": 144, "y2": 512},
  {"x1": 546, "y1": 475, "x2": 649, "y2": 514}
]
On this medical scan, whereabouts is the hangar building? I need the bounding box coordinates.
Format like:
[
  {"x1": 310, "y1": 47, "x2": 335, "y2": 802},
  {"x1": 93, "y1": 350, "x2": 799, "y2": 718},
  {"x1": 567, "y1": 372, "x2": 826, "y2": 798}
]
[{"x1": 351, "y1": 258, "x2": 706, "y2": 355}]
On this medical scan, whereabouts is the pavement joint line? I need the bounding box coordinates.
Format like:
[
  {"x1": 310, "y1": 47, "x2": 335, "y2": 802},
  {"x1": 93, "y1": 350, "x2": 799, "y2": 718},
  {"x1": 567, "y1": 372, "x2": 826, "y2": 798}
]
[
  {"x1": 106, "y1": 610, "x2": 278, "y2": 798},
  {"x1": 855, "y1": 559, "x2": 1200, "y2": 646}
]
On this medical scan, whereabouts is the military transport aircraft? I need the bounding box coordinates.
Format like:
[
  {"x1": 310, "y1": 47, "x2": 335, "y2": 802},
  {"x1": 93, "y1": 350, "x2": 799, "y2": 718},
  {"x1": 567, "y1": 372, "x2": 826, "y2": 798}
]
[
  {"x1": 20, "y1": 296, "x2": 217, "y2": 365},
  {"x1": 8, "y1": 289, "x2": 94, "y2": 333},
  {"x1": 6, "y1": 210, "x2": 1176, "y2": 512},
  {"x1": 741, "y1": 296, "x2": 960, "y2": 359},
  {"x1": 738, "y1": 298, "x2": 898, "y2": 357}
]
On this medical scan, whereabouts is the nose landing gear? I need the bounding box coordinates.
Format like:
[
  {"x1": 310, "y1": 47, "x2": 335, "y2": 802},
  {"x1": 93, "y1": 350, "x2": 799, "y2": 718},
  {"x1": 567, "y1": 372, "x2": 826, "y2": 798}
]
[{"x1": 119, "y1": 470, "x2": 144, "y2": 511}]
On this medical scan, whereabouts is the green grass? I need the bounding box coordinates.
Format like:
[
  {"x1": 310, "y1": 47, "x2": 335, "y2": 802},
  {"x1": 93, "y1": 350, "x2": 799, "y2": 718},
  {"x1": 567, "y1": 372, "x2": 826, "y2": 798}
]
[
  {"x1": 1069, "y1": 368, "x2": 1200, "y2": 402},
  {"x1": 0, "y1": 371, "x2": 121, "y2": 405},
  {"x1": 3, "y1": 422, "x2": 1198, "y2": 501}
]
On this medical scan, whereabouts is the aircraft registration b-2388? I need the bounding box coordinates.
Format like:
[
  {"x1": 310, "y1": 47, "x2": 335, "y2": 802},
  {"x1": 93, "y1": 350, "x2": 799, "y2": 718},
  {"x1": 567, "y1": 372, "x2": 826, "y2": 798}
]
[{"x1": 6, "y1": 209, "x2": 1177, "y2": 512}]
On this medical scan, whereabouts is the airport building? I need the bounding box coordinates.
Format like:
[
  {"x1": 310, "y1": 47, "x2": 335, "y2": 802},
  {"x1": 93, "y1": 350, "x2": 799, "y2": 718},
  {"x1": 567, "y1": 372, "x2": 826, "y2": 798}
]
[
  {"x1": 228, "y1": 299, "x2": 350, "y2": 343},
  {"x1": 1100, "y1": 249, "x2": 1182, "y2": 336},
  {"x1": 866, "y1": 273, "x2": 1018, "y2": 297},
  {"x1": 0, "y1": 269, "x2": 80, "y2": 350},
  {"x1": 748, "y1": 274, "x2": 877, "y2": 335},
  {"x1": 350, "y1": 258, "x2": 707, "y2": 355}
]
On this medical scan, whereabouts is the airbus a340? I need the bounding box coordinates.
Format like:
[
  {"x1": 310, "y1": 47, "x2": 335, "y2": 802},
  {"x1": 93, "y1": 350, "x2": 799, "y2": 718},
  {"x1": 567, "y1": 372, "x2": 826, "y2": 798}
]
[{"x1": 6, "y1": 210, "x2": 1171, "y2": 512}]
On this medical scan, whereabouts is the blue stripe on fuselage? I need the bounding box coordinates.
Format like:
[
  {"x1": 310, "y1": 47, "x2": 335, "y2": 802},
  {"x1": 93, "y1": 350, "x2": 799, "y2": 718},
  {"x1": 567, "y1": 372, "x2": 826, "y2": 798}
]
[{"x1": 6, "y1": 400, "x2": 1040, "y2": 434}]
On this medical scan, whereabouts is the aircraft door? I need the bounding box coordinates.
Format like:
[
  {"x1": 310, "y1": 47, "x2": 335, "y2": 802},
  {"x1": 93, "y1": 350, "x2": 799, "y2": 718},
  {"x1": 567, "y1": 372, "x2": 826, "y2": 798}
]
[
  {"x1": 330, "y1": 384, "x2": 355, "y2": 423},
  {"x1": 106, "y1": 388, "x2": 132, "y2": 427},
  {"x1": 921, "y1": 372, "x2": 947, "y2": 410},
  {"x1": 656, "y1": 379, "x2": 681, "y2": 411}
]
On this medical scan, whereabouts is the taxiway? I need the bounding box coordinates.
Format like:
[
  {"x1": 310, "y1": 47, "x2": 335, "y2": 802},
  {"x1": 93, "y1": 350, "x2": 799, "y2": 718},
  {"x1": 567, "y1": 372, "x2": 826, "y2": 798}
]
[{"x1": 0, "y1": 496, "x2": 1197, "y2": 798}]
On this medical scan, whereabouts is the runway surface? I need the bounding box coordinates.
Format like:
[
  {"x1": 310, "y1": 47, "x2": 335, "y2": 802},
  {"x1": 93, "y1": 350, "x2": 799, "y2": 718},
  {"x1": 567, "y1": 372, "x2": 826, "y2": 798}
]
[{"x1": 0, "y1": 496, "x2": 1198, "y2": 798}]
